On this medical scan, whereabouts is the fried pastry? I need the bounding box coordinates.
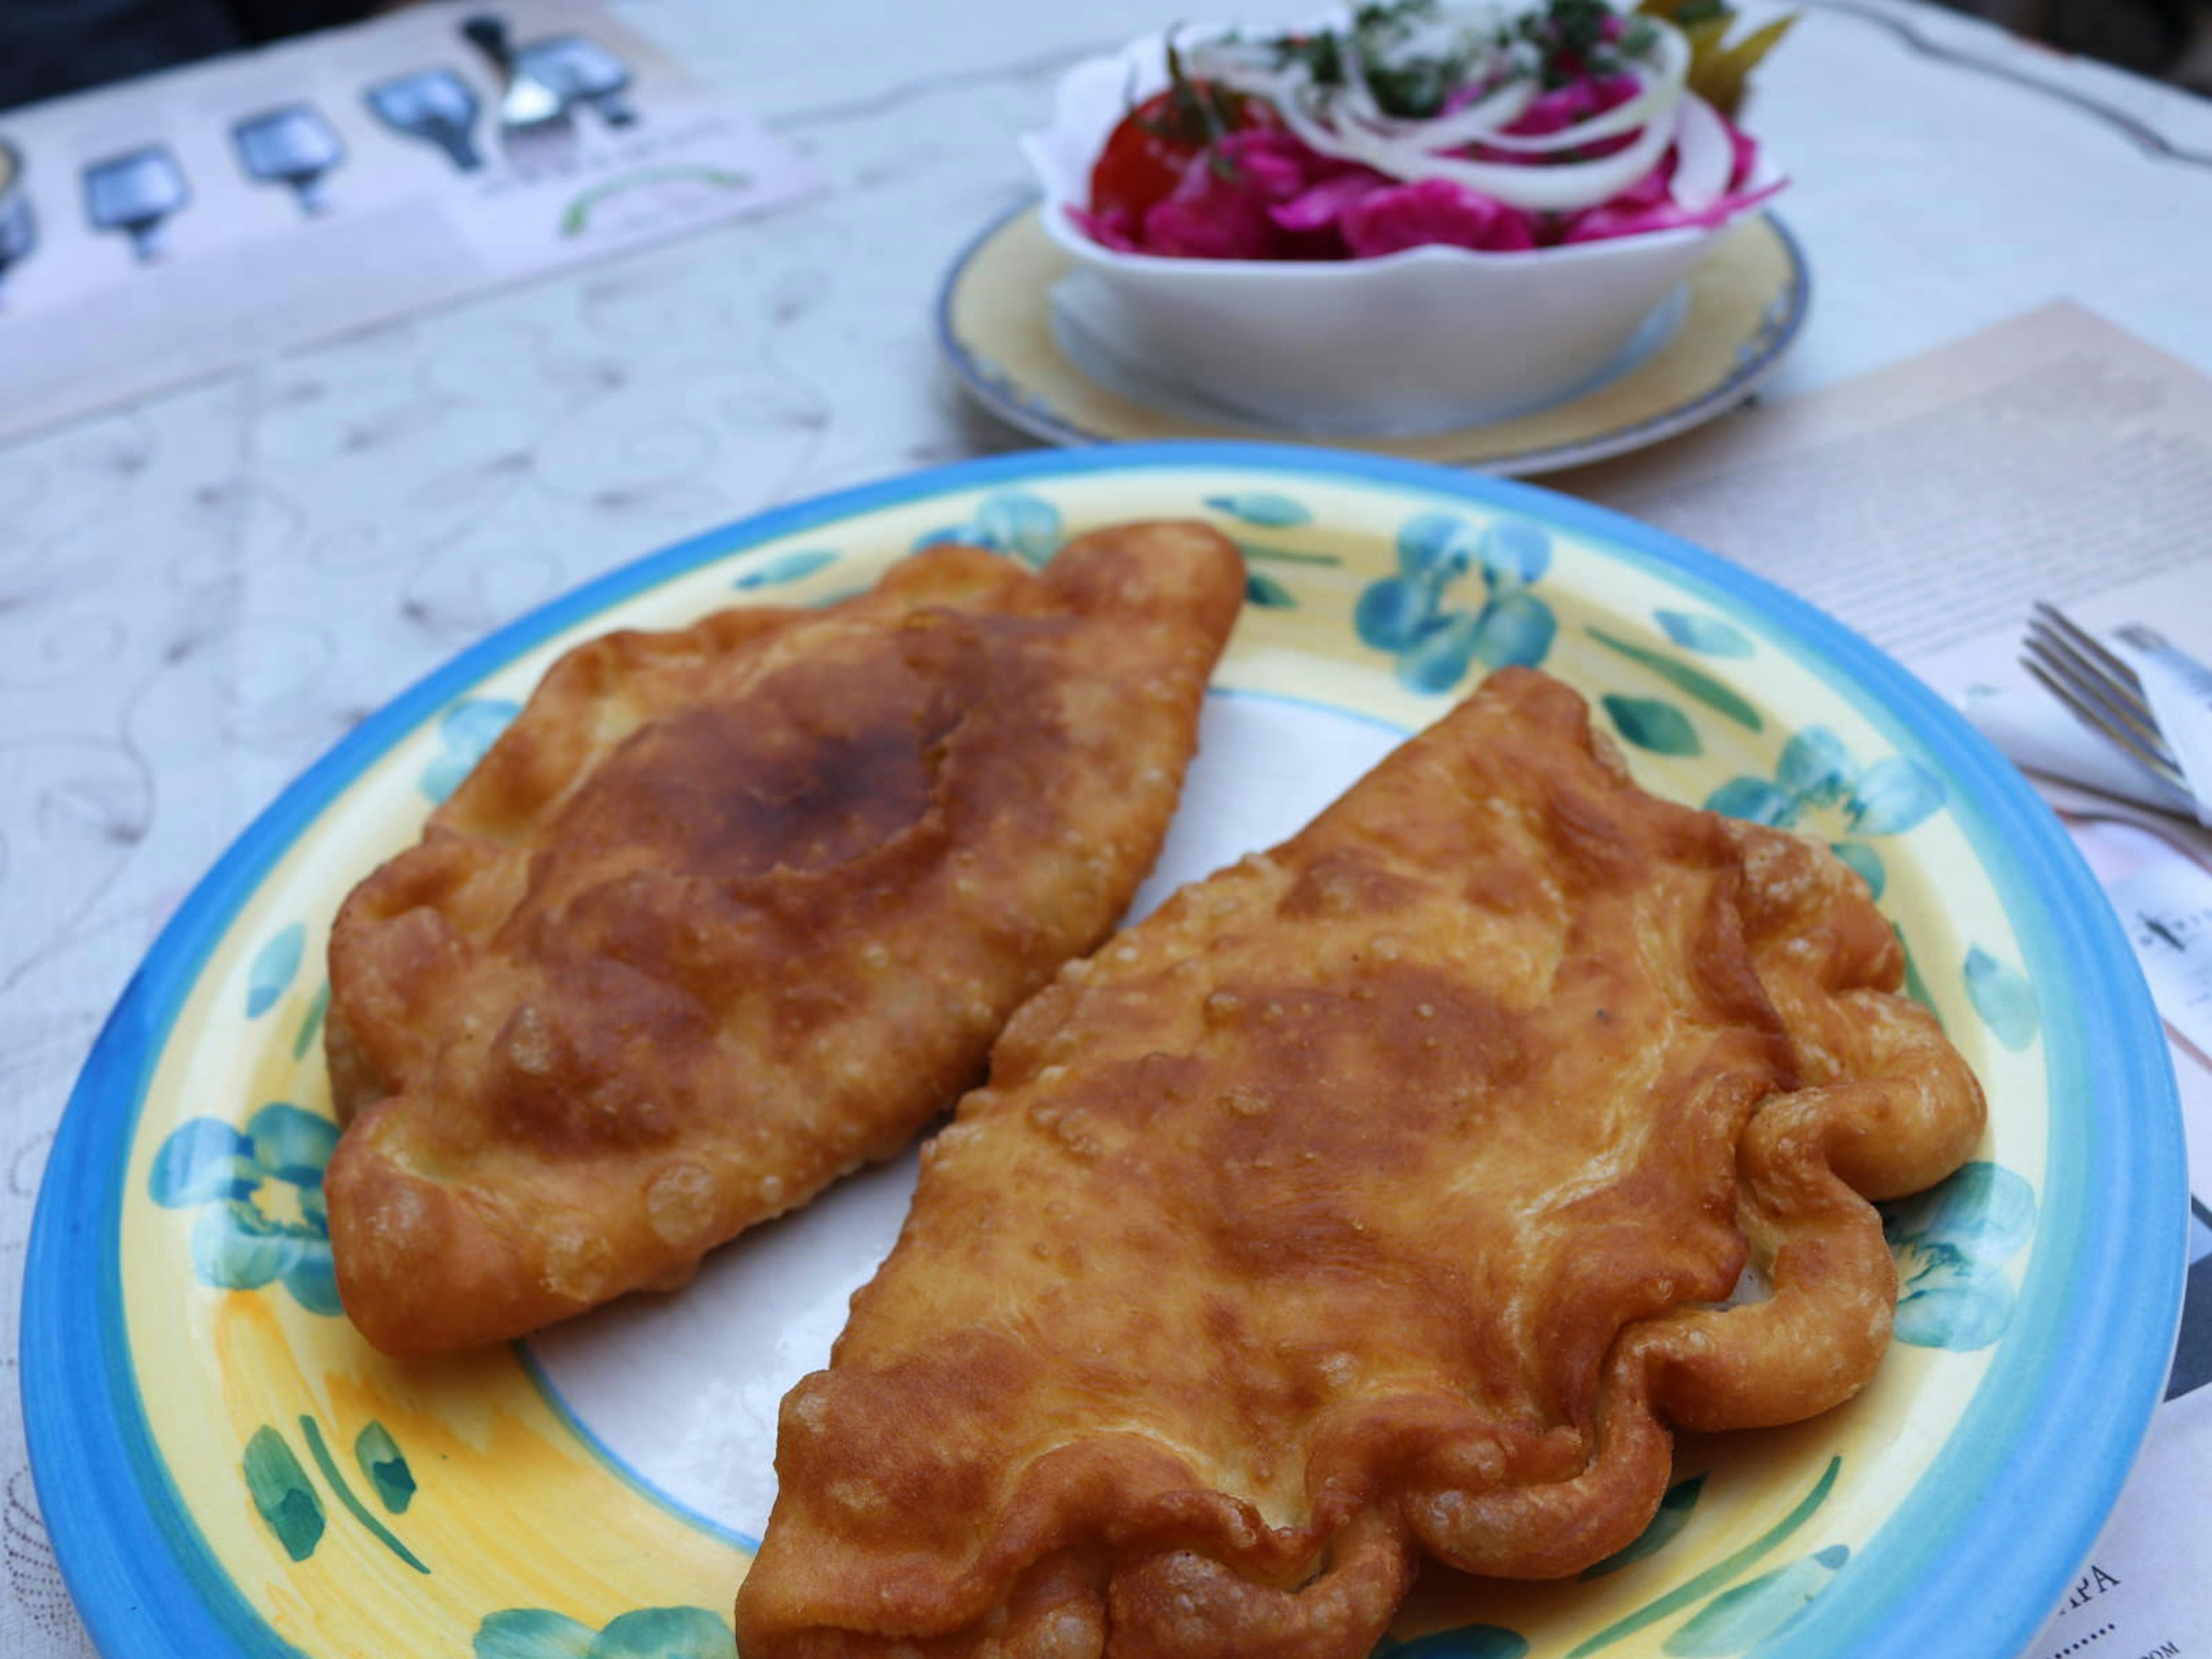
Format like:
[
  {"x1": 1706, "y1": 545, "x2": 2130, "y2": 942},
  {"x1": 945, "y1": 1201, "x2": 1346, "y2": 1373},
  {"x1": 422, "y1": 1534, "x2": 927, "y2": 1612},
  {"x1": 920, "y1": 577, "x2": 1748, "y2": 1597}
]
[
  {"x1": 734, "y1": 666, "x2": 1984, "y2": 1659},
  {"x1": 323, "y1": 528, "x2": 1246, "y2": 1357}
]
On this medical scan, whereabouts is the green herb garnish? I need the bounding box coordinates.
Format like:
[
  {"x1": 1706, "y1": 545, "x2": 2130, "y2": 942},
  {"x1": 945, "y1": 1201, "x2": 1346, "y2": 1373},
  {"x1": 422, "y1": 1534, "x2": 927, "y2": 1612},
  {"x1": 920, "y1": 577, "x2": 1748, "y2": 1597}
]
[
  {"x1": 1138, "y1": 32, "x2": 1261, "y2": 143},
  {"x1": 1636, "y1": 0, "x2": 1798, "y2": 115},
  {"x1": 1517, "y1": 0, "x2": 1642, "y2": 88}
]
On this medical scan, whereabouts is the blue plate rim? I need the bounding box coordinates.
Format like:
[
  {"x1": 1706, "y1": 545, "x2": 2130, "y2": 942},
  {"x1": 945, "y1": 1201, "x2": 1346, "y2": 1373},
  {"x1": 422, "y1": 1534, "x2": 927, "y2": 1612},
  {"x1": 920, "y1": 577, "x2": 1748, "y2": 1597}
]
[
  {"x1": 21, "y1": 441, "x2": 2183, "y2": 1659},
  {"x1": 931, "y1": 199, "x2": 1814, "y2": 477}
]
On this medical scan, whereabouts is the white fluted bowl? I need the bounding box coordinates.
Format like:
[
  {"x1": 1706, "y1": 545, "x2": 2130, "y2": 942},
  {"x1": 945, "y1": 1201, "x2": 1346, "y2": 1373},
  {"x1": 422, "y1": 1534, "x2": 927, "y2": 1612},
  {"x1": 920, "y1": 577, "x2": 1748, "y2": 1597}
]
[{"x1": 1021, "y1": 34, "x2": 1779, "y2": 436}]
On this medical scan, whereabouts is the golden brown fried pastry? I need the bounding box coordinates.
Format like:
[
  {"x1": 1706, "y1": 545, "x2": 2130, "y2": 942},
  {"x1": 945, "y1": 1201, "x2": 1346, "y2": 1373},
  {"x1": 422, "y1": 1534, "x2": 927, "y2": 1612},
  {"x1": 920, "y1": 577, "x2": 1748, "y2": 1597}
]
[
  {"x1": 734, "y1": 666, "x2": 1983, "y2": 1659},
  {"x1": 323, "y1": 528, "x2": 1246, "y2": 1357}
]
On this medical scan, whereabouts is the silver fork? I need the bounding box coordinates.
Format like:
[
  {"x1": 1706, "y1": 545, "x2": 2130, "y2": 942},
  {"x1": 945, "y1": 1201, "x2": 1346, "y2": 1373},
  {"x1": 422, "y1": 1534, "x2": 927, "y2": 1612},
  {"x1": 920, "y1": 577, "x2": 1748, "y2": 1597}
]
[
  {"x1": 2021, "y1": 602, "x2": 2197, "y2": 808},
  {"x1": 461, "y1": 13, "x2": 577, "y2": 176}
]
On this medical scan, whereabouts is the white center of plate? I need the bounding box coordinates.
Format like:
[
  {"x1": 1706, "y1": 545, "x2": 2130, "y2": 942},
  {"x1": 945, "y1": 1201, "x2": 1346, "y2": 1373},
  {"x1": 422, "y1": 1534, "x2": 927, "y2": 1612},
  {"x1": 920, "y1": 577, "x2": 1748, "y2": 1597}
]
[{"x1": 522, "y1": 691, "x2": 1408, "y2": 1542}]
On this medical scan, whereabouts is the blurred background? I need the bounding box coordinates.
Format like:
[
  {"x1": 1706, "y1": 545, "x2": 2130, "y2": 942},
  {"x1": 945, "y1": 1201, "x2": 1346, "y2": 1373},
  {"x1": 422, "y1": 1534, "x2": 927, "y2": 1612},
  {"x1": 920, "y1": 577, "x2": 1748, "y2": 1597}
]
[
  {"x1": 1, "y1": 0, "x2": 2208, "y2": 112},
  {"x1": 0, "y1": 0, "x2": 382, "y2": 110},
  {"x1": 1948, "y1": 0, "x2": 2212, "y2": 89}
]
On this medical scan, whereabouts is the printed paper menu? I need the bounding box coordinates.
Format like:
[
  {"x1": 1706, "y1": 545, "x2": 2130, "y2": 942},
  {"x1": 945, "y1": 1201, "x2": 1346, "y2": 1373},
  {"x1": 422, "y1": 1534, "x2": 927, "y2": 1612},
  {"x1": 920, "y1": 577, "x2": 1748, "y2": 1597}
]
[{"x1": 0, "y1": 0, "x2": 823, "y2": 443}]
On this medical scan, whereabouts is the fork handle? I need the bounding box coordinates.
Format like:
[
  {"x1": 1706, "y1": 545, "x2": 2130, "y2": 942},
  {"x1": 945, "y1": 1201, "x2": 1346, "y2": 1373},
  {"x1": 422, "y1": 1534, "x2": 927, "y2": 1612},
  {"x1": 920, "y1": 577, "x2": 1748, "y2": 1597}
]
[
  {"x1": 2040, "y1": 778, "x2": 2212, "y2": 877},
  {"x1": 461, "y1": 14, "x2": 515, "y2": 74}
]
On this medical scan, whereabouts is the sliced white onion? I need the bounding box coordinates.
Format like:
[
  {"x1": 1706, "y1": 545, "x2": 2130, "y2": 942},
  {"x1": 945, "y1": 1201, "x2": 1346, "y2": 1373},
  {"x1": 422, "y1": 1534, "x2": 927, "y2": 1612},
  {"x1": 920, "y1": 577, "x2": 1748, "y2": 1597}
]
[
  {"x1": 1335, "y1": 33, "x2": 1391, "y2": 132},
  {"x1": 1381, "y1": 97, "x2": 1683, "y2": 211},
  {"x1": 1191, "y1": 16, "x2": 1685, "y2": 157},
  {"x1": 1439, "y1": 22, "x2": 1689, "y2": 154},
  {"x1": 1267, "y1": 77, "x2": 1391, "y2": 169},
  {"x1": 1668, "y1": 90, "x2": 1732, "y2": 212},
  {"x1": 1182, "y1": 13, "x2": 1693, "y2": 216}
]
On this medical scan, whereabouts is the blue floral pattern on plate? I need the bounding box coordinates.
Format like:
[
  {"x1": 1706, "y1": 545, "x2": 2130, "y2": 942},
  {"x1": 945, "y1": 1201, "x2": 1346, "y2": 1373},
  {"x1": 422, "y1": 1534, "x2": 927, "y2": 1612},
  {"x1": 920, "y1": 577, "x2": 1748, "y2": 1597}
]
[
  {"x1": 1882, "y1": 1161, "x2": 2037, "y2": 1351},
  {"x1": 147, "y1": 1101, "x2": 340, "y2": 1315},
  {"x1": 1704, "y1": 727, "x2": 1948, "y2": 901},
  {"x1": 912, "y1": 489, "x2": 1063, "y2": 567},
  {"x1": 421, "y1": 698, "x2": 522, "y2": 804},
  {"x1": 1357, "y1": 513, "x2": 1556, "y2": 692}
]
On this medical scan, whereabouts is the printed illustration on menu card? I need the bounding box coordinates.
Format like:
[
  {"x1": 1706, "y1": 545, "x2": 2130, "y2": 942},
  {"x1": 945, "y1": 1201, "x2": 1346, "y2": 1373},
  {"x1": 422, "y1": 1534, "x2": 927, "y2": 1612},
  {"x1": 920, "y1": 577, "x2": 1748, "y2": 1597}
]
[{"x1": 0, "y1": 0, "x2": 824, "y2": 442}]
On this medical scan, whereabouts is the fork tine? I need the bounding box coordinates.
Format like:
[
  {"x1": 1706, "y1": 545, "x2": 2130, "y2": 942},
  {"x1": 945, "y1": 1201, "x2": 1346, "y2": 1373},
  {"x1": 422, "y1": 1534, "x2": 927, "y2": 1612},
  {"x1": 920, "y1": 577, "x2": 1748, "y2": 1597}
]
[
  {"x1": 2025, "y1": 643, "x2": 2180, "y2": 777},
  {"x1": 2024, "y1": 613, "x2": 2177, "y2": 766},
  {"x1": 2021, "y1": 657, "x2": 2193, "y2": 792},
  {"x1": 2031, "y1": 602, "x2": 2151, "y2": 709}
]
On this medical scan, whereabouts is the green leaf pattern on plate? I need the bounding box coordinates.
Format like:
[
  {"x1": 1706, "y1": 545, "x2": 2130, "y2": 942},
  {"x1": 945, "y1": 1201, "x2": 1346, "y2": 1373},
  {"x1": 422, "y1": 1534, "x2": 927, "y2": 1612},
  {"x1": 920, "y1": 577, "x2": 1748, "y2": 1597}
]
[
  {"x1": 1246, "y1": 572, "x2": 1298, "y2": 609},
  {"x1": 1238, "y1": 541, "x2": 1343, "y2": 568},
  {"x1": 476, "y1": 1607, "x2": 731, "y2": 1659},
  {"x1": 1895, "y1": 924, "x2": 1940, "y2": 1018},
  {"x1": 243, "y1": 1426, "x2": 324, "y2": 1563},
  {"x1": 242, "y1": 1413, "x2": 430, "y2": 1572},
  {"x1": 1582, "y1": 1474, "x2": 1707, "y2": 1580},
  {"x1": 1566, "y1": 1457, "x2": 1840, "y2": 1657},
  {"x1": 1357, "y1": 513, "x2": 1557, "y2": 692},
  {"x1": 1586, "y1": 627, "x2": 1763, "y2": 732},
  {"x1": 355, "y1": 1422, "x2": 417, "y2": 1514},
  {"x1": 1603, "y1": 695, "x2": 1702, "y2": 756},
  {"x1": 297, "y1": 1414, "x2": 429, "y2": 1573},
  {"x1": 1883, "y1": 1161, "x2": 2037, "y2": 1351},
  {"x1": 150, "y1": 1098, "x2": 340, "y2": 1315},
  {"x1": 1661, "y1": 1546, "x2": 1849, "y2": 1655},
  {"x1": 291, "y1": 980, "x2": 330, "y2": 1059},
  {"x1": 1381, "y1": 1626, "x2": 1530, "y2": 1657}
]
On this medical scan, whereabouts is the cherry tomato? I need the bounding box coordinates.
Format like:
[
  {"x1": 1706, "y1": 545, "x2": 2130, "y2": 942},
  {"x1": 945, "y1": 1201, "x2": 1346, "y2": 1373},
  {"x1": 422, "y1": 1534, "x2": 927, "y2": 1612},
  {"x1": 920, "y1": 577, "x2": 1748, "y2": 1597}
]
[
  {"x1": 1088, "y1": 85, "x2": 1277, "y2": 221},
  {"x1": 1089, "y1": 91, "x2": 1206, "y2": 220}
]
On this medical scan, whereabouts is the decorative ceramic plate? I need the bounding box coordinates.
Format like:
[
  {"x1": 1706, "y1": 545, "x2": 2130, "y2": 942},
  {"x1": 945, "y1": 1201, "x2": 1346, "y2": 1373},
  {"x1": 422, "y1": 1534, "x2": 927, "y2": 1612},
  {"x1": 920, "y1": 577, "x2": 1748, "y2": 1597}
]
[
  {"x1": 935, "y1": 205, "x2": 1809, "y2": 475},
  {"x1": 24, "y1": 445, "x2": 2181, "y2": 1659}
]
